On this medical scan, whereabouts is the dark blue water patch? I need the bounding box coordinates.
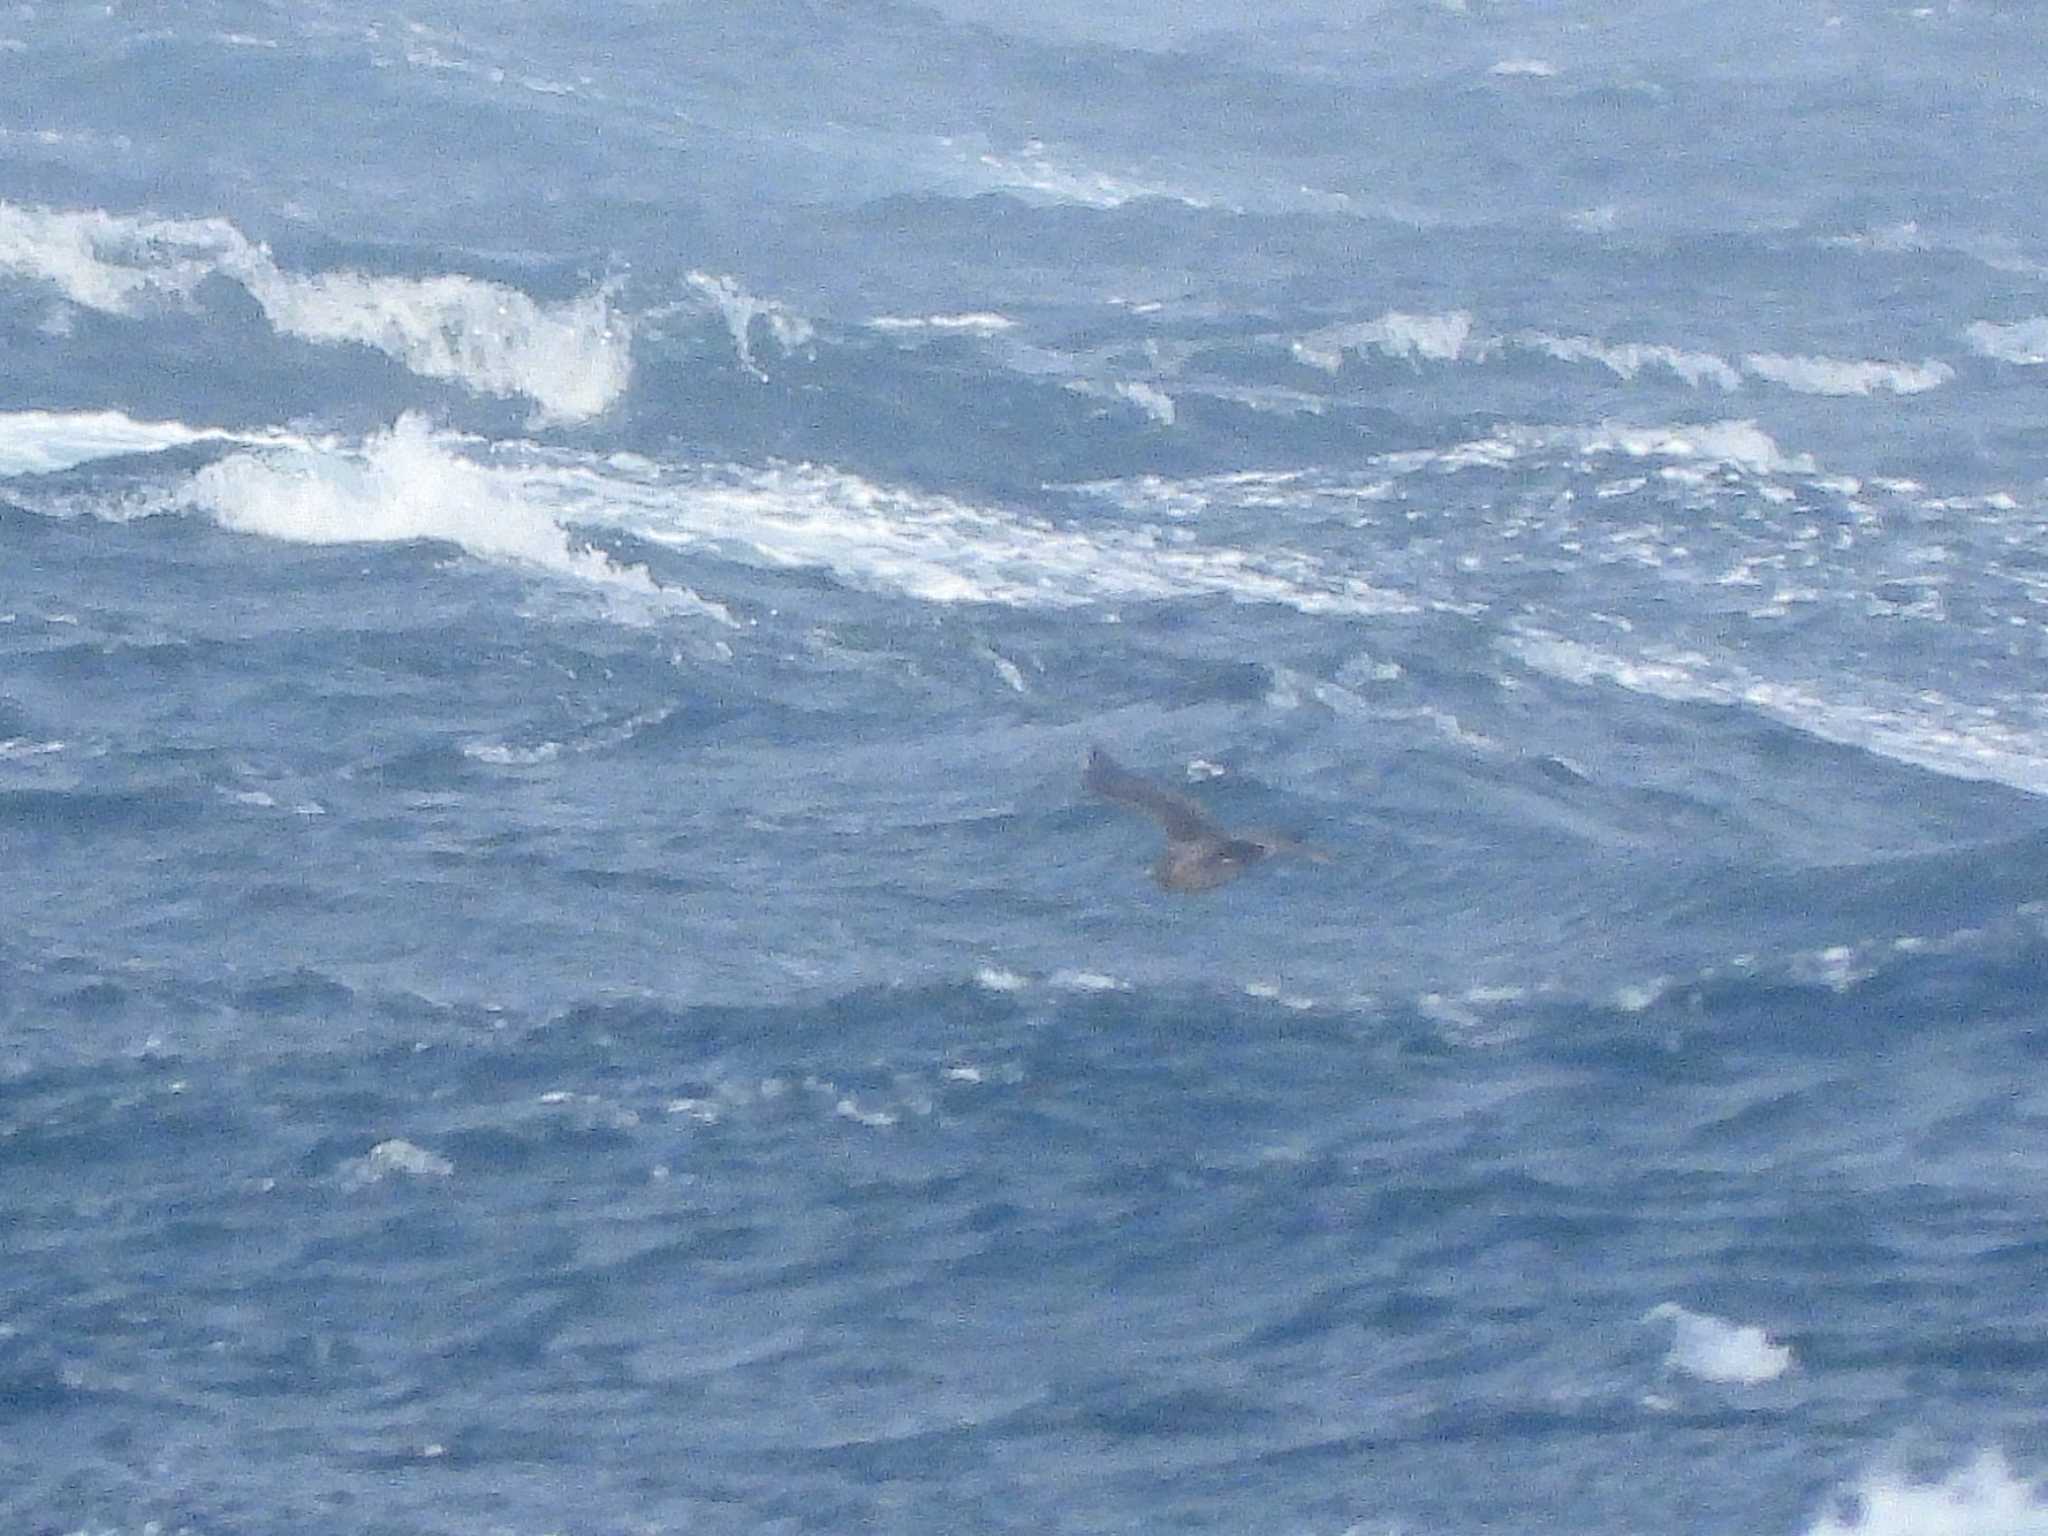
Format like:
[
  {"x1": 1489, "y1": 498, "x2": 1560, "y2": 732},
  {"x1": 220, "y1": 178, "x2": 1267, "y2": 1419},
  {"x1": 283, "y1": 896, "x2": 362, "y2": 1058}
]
[
  {"x1": 22, "y1": 629, "x2": 239, "y2": 688},
  {"x1": 295, "y1": 1208, "x2": 473, "y2": 1271},
  {"x1": 0, "y1": 1345, "x2": 87, "y2": 1422},
  {"x1": 0, "y1": 1082, "x2": 241, "y2": 1179},
  {"x1": 0, "y1": 783, "x2": 207, "y2": 839},
  {"x1": 351, "y1": 741, "x2": 491, "y2": 794},
  {"x1": 0, "y1": 694, "x2": 34, "y2": 742},
  {"x1": 234, "y1": 968, "x2": 358, "y2": 1018}
]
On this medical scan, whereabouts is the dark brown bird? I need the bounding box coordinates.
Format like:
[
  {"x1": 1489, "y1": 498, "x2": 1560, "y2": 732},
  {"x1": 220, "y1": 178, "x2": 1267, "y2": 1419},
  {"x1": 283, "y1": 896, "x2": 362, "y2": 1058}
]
[{"x1": 1084, "y1": 746, "x2": 1329, "y2": 892}]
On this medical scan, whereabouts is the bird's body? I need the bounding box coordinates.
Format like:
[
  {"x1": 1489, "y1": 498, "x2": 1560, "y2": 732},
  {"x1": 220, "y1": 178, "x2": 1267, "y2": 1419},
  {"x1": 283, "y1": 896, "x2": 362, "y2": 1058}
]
[{"x1": 1084, "y1": 747, "x2": 1327, "y2": 892}]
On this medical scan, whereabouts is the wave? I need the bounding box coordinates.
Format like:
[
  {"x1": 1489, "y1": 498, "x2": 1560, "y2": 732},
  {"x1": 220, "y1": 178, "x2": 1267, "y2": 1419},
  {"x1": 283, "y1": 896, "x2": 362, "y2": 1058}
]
[
  {"x1": 1965, "y1": 316, "x2": 2048, "y2": 366},
  {"x1": 1293, "y1": 310, "x2": 1478, "y2": 371},
  {"x1": 1082, "y1": 418, "x2": 1816, "y2": 524},
  {"x1": 1064, "y1": 379, "x2": 1177, "y2": 425},
  {"x1": 683, "y1": 271, "x2": 814, "y2": 380},
  {"x1": 1805, "y1": 1449, "x2": 2048, "y2": 1536},
  {"x1": 0, "y1": 408, "x2": 273, "y2": 478},
  {"x1": 1368, "y1": 416, "x2": 1816, "y2": 480},
  {"x1": 1741, "y1": 352, "x2": 1953, "y2": 396},
  {"x1": 1508, "y1": 631, "x2": 2048, "y2": 797},
  {"x1": 867, "y1": 312, "x2": 1018, "y2": 336},
  {"x1": 489, "y1": 445, "x2": 1413, "y2": 615},
  {"x1": 182, "y1": 415, "x2": 732, "y2": 622},
  {"x1": 967, "y1": 138, "x2": 1212, "y2": 210},
  {"x1": 1644, "y1": 1302, "x2": 1792, "y2": 1384},
  {"x1": 4, "y1": 409, "x2": 1411, "y2": 619},
  {"x1": 1519, "y1": 334, "x2": 1742, "y2": 390},
  {"x1": 1824, "y1": 220, "x2": 2048, "y2": 276},
  {"x1": 0, "y1": 200, "x2": 631, "y2": 421},
  {"x1": 1289, "y1": 307, "x2": 1953, "y2": 397}
]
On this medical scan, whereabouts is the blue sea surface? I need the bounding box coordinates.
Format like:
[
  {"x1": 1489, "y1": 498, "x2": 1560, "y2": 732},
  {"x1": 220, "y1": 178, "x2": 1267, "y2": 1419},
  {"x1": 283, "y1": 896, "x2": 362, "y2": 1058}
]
[{"x1": 6, "y1": 3, "x2": 2048, "y2": 1531}]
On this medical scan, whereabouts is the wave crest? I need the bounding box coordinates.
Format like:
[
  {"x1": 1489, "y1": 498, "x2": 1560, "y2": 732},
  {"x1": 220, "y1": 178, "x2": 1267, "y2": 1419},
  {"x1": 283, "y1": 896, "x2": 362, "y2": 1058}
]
[{"x1": 0, "y1": 200, "x2": 631, "y2": 421}]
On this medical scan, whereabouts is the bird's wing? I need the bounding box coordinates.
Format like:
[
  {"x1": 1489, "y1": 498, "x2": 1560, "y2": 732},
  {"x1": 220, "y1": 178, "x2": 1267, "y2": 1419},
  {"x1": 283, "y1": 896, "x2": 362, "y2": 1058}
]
[{"x1": 1084, "y1": 748, "x2": 1223, "y2": 844}]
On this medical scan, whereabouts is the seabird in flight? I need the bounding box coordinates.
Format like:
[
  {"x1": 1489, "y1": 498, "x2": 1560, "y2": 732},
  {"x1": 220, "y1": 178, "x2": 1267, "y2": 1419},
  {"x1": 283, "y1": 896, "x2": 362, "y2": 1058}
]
[{"x1": 1084, "y1": 746, "x2": 1329, "y2": 892}]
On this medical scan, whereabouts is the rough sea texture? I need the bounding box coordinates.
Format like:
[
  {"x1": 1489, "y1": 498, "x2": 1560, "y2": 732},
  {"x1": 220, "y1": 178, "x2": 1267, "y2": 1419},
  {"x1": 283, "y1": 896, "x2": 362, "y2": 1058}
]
[{"x1": 6, "y1": 3, "x2": 2048, "y2": 1531}]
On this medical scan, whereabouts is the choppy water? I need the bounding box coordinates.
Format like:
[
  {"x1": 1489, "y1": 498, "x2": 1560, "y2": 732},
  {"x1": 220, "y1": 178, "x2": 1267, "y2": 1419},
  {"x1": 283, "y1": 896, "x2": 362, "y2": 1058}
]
[{"x1": 7, "y1": 3, "x2": 2048, "y2": 1531}]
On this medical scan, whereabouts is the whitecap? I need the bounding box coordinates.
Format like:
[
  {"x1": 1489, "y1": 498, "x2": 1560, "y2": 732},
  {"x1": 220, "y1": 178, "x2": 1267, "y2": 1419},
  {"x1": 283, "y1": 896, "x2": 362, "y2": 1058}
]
[
  {"x1": 341, "y1": 1138, "x2": 454, "y2": 1187},
  {"x1": 1507, "y1": 631, "x2": 2048, "y2": 796},
  {"x1": 1570, "y1": 419, "x2": 1814, "y2": 476},
  {"x1": 567, "y1": 457, "x2": 1412, "y2": 617},
  {"x1": 182, "y1": 415, "x2": 733, "y2": 624},
  {"x1": 971, "y1": 139, "x2": 1210, "y2": 209},
  {"x1": 1805, "y1": 1449, "x2": 2048, "y2": 1535},
  {"x1": 1965, "y1": 316, "x2": 2048, "y2": 366},
  {"x1": 1293, "y1": 310, "x2": 1477, "y2": 371},
  {"x1": 685, "y1": 271, "x2": 813, "y2": 379},
  {"x1": 835, "y1": 1098, "x2": 898, "y2": 1128},
  {"x1": 0, "y1": 408, "x2": 264, "y2": 478},
  {"x1": 1519, "y1": 333, "x2": 1742, "y2": 390},
  {"x1": 240, "y1": 265, "x2": 632, "y2": 423},
  {"x1": 0, "y1": 200, "x2": 630, "y2": 421},
  {"x1": 867, "y1": 312, "x2": 1016, "y2": 335},
  {"x1": 1113, "y1": 381, "x2": 1177, "y2": 426},
  {"x1": 462, "y1": 739, "x2": 564, "y2": 766},
  {"x1": 1645, "y1": 1302, "x2": 1792, "y2": 1384},
  {"x1": 978, "y1": 647, "x2": 1029, "y2": 694},
  {"x1": 1741, "y1": 352, "x2": 1953, "y2": 396},
  {"x1": 1052, "y1": 970, "x2": 1130, "y2": 993}
]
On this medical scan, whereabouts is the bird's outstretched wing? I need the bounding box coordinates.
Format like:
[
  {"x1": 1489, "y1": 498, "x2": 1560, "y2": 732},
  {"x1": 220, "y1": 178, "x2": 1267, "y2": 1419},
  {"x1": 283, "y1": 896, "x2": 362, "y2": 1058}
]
[{"x1": 1084, "y1": 747, "x2": 1224, "y2": 845}]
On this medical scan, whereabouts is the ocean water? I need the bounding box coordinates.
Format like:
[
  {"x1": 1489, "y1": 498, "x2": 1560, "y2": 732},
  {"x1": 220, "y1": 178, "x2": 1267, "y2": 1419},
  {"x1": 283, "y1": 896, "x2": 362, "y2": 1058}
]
[{"x1": 6, "y1": 2, "x2": 2048, "y2": 1531}]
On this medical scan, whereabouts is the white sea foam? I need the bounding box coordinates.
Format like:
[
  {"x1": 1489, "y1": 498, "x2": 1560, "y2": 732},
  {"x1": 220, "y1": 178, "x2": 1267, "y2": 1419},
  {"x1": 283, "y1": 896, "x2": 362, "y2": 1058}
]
[
  {"x1": 1113, "y1": 381, "x2": 1177, "y2": 426},
  {"x1": 973, "y1": 140, "x2": 1208, "y2": 209},
  {"x1": 1489, "y1": 57, "x2": 1558, "y2": 77},
  {"x1": 867, "y1": 312, "x2": 1017, "y2": 335},
  {"x1": 685, "y1": 271, "x2": 813, "y2": 379},
  {"x1": 1540, "y1": 337, "x2": 1949, "y2": 397},
  {"x1": 341, "y1": 1138, "x2": 453, "y2": 1187},
  {"x1": 1288, "y1": 308, "x2": 1952, "y2": 399},
  {"x1": 542, "y1": 456, "x2": 1412, "y2": 616},
  {"x1": 1567, "y1": 419, "x2": 1813, "y2": 476},
  {"x1": 1827, "y1": 222, "x2": 2046, "y2": 274},
  {"x1": 1645, "y1": 1302, "x2": 1792, "y2": 1383},
  {"x1": 1742, "y1": 352, "x2": 1953, "y2": 395},
  {"x1": 44, "y1": 417, "x2": 1404, "y2": 622},
  {"x1": 1509, "y1": 632, "x2": 2048, "y2": 796},
  {"x1": 0, "y1": 200, "x2": 631, "y2": 419},
  {"x1": 239, "y1": 266, "x2": 631, "y2": 421},
  {"x1": 835, "y1": 1097, "x2": 898, "y2": 1128},
  {"x1": 0, "y1": 409, "x2": 264, "y2": 477},
  {"x1": 1804, "y1": 1450, "x2": 2048, "y2": 1536},
  {"x1": 1294, "y1": 311, "x2": 1477, "y2": 371},
  {"x1": 183, "y1": 415, "x2": 732, "y2": 623},
  {"x1": 1375, "y1": 419, "x2": 1811, "y2": 480},
  {"x1": 1966, "y1": 317, "x2": 2048, "y2": 366},
  {"x1": 979, "y1": 646, "x2": 1029, "y2": 693},
  {"x1": 1522, "y1": 334, "x2": 1743, "y2": 390},
  {"x1": 462, "y1": 739, "x2": 563, "y2": 766},
  {"x1": 1052, "y1": 970, "x2": 1130, "y2": 992}
]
